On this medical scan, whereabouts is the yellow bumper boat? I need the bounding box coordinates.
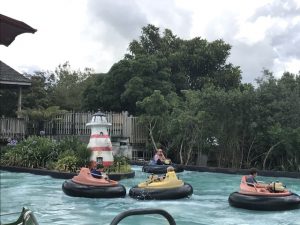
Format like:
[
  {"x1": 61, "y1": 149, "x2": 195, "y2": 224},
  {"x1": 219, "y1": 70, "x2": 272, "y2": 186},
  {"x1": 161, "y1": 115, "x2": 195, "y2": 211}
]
[{"x1": 129, "y1": 171, "x2": 193, "y2": 200}]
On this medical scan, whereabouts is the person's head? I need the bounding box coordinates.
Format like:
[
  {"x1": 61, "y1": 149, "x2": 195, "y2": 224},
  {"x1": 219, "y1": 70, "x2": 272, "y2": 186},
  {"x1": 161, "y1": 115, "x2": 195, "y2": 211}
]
[
  {"x1": 249, "y1": 168, "x2": 258, "y2": 177},
  {"x1": 90, "y1": 160, "x2": 97, "y2": 169},
  {"x1": 157, "y1": 148, "x2": 163, "y2": 155},
  {"x1": 167, "y1": 166, "x2": 175, "y2": 172}
]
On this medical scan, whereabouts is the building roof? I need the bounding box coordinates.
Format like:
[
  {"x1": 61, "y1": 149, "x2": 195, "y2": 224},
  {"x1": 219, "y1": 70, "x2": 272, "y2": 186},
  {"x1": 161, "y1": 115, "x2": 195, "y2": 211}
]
[{"x1": 0, "y1": 60, "x2": 31, "y2": 86}]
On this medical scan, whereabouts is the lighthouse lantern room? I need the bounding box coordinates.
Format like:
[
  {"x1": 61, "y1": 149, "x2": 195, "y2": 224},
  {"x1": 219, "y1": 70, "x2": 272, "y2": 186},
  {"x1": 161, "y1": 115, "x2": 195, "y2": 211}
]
[{"x1": 86, "y1": 111, "x2": 114, "y2": 167}]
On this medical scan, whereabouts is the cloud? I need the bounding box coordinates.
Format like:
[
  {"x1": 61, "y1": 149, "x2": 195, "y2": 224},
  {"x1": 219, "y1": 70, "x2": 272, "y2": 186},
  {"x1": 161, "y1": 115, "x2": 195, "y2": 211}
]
[
  {"x1": 251, "y1": 0, "x2": 300, "y2": 59},
  {"x1": 251, "y1": 0, "x2": 300, "y2": 19},
  {"x1": 229, "y1": 41, "x2": 276, "y2": 83},
  {"x1": 202, "y1": 0, "x2": 300, "y2": 83},
  {"x1": 85, "y1": 0, "x2": 192, "y2": 53},
  {"x1": 87, "y1": 0, "x2": 148, "y2": 41},
  {"x1": 2, "y1": 0, "x2": 298, "y2": 84}
]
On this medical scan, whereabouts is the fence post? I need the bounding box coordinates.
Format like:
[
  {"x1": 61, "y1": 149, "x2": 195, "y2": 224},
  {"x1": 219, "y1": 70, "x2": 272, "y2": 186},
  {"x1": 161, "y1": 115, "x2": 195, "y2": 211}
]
[{"x1": 71, "y1": 111, "x2": 75, "y2": 135}]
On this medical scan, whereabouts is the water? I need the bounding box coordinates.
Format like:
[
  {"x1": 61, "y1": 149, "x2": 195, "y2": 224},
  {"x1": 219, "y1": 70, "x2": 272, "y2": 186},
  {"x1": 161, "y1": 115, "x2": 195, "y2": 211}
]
[{"x1": 1, "y1": 166, "x2": 300, "y2": 225}]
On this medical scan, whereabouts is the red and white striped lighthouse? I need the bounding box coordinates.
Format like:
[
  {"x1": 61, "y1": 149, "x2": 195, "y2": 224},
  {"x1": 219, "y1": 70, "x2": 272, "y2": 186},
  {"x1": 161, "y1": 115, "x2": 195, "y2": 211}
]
[{"x1": 87, "y1": 112, "x2": 113, "y2": 167}]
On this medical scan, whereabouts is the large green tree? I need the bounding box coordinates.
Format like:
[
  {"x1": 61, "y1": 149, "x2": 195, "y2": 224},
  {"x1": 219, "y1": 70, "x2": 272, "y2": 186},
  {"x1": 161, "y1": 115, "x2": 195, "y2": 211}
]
[
  {"x1": 83, "y1": 24, "x2": 242, "y2": 114},
  {"x1": 51, "y1": 62, "x2": 93, "y2": 111}
]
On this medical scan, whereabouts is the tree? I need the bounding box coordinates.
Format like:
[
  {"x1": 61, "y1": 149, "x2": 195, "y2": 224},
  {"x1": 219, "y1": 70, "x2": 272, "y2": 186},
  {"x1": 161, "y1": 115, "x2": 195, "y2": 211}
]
[
  {"x1": 83, "y1": 24, "x2": 242, "y2": 114},
  {"x1": 52, "y1": 62, "x2": 93, "y2": 111},
  {"x1": 21, "y1": 106, "x2": 67, "y2": 136},
  {"x1": 23, "y1": 71, "x2": 56, "y2": 110},
  {"x1": 137, "y1": 90, "x2": 171, "y2": 151}
]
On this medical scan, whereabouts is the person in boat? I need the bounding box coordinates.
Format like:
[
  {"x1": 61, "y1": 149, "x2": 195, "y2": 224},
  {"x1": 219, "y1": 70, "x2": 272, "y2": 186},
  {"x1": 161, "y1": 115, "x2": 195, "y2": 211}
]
[
  {"x1": 246, "y1": 168, "x2": 271, "y2": 189},
  {"x1": 164, "y1": 166, "x2": 177, "y2": 179},
  {"x1": 89, "y1": 160, "x2": 108, "y2": 179},
  {"x1": 148, "y1": 166, "x2": 177, "y2": 182},
  {"x1": 154, "y1": 148, "x2": 171, "y2": 165}
]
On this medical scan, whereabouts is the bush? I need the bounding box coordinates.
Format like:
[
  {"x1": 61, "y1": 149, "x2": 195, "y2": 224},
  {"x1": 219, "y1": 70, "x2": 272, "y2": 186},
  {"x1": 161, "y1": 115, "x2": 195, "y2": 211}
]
[
  {"x1": 55, "y1": 155, "x2": 78, "y2": 172},
  {"x1": 0, "y1": 136, "x2": 57, "y2": 168},
  {"x1": 105, "y1": 155, "x2": 131, "y2": 173},
  {"x1": 0, "y1": 136, "x2": 90, "y2": 172},
  {"x1": 0, "y1": 136, "x2": 132, "y2": 174},
  {"x1": 56, "y1": 137, "x2": 90, "y2": 168}
]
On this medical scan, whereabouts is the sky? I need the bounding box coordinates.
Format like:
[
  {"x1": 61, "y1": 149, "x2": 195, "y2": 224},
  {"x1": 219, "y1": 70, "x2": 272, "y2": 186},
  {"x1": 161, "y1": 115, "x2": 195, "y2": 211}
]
[{"x1": 1, "y1": 0, "x2": 300, "y2": 83}]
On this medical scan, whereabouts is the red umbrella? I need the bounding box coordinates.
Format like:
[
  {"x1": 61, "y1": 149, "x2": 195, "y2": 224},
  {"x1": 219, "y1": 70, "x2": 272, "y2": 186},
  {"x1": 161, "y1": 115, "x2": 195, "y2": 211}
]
[{"x1": 0, "y1": 14, "x2": 37, "y2": 47}]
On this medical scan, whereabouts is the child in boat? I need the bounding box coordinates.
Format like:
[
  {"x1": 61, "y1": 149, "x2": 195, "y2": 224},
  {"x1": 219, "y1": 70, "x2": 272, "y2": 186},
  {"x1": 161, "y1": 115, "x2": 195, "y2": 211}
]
[
  {"x1": 149, "y1": 166, "x2": 177, "y2": 182},
  {"x1": 164, "y1": 166, "x2": 178, "y2": 180},
  {"x1": 246, "y1": 168, "x2": 271, "y2": 190},
  {"x1": 89, "y1": 161, "x2": 108, "y2": 179},
  {"x1": 153, "y1": 148, "x2": 171, "y2": 165}
]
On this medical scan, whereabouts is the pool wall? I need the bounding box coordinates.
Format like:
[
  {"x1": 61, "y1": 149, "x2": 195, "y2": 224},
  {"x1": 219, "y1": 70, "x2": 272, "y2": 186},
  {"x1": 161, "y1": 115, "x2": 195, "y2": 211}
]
[
  {"x1": 131, "y1": 161, "x2": 300, "y2": 179},
  {"x1": 1, "y1": 164, "x2": 299, "y2": 179}
]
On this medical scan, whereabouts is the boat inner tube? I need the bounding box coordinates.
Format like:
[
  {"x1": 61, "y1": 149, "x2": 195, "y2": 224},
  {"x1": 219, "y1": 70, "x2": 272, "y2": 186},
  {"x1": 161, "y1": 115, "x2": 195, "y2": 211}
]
[
  {"x1": 228, "y1": 192, "x2": 300, "y2": 211},
  {"x1": 129, "y1": 183, "x2": 193, "y2": 200},
  {"x1": 62, "y1": 179, "x2": 126, "y2": 198},
  {"x1": 142, "y1": 164, "x2": 184, "y2": 174}
]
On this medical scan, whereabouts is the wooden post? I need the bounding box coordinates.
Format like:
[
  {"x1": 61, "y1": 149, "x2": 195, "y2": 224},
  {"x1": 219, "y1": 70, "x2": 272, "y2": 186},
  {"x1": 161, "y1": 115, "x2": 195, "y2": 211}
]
[
  {"x1": 17, "y1": 86, "x2": 22, "y2": 118},
  {"x1": 71, "y1": 112, "x2": 76, "y2": 135}
]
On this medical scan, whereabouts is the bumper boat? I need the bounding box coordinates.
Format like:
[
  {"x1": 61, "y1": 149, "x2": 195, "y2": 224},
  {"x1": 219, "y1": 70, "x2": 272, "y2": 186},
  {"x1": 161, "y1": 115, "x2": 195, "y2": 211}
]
[
  {"x1": 142, "y1": 161, "x2": 184, "y2": 174},
  {"x1": 129, "y1": 171, "x2": 193, "y2": 200},
  {"x1": 62, "y1": 168, "x2": 126, "y2": 198},
  {"x1": 228, "y1": 176, "x2": 300, "y2": 210}
]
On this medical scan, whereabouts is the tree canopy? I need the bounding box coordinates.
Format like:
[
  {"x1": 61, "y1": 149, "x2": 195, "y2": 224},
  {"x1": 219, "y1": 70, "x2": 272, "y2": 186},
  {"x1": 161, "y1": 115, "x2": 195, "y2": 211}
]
[
  {"x1": 83, "y1": 24, "x2": 242, "y2": 114},
  {"x1": 2, "y1": 24, "x2": 299, "y2": 172}
]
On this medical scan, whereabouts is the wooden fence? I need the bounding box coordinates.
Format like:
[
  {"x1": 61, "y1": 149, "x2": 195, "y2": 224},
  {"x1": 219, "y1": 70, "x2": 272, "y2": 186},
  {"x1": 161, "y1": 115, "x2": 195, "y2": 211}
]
[
  {"x1": 1, "y1": 112, "x2": 148, "y2": 145},
  {"x1": 0, "y1": 117, "x2": 26, "y2": 141}
]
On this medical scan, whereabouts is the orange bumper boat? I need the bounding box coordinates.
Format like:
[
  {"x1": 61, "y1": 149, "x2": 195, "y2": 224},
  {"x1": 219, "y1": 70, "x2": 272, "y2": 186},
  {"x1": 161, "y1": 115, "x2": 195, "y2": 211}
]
[
  {"x1": 229, "y1": 176, "x2": 300, "y2": 210},
  {"x1": 62, "y1": 168, "x2": 126, "y2": 198}
]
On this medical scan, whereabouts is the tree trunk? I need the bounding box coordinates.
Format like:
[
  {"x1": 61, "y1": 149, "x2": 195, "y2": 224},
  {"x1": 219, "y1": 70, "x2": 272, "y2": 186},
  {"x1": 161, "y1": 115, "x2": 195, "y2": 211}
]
[
  {"x1": 246, "y1": 136, "x2": 256, "y2": 167},
  {"x1": 148, "y1": 120, "x2": 157, "y2": 151},
  {"x1": 239, "y1": 130, "x2": 245, "y2": 169},
  {"x1": 179, "y1": 139, "x2": 184, "y2": 164},
  {"x1": 263, "y1": 141, "x2": 281, "y2": 170}
]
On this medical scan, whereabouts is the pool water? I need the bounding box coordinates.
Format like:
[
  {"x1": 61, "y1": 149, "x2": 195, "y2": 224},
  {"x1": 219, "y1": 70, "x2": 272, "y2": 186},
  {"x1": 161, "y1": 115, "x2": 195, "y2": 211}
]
[{"x1": 1, "y1": 166, "x2": 300, "y2": 225}]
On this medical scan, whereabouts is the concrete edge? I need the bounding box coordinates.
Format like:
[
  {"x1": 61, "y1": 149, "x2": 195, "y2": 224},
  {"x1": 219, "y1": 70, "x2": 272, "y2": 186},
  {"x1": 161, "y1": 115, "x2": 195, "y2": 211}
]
[
  {"x1": 130, "y1": 161, "x2": 300, "y2": 179},
  {"x1": 0, "y1": 166, "x2": 135, "y2": 181}
]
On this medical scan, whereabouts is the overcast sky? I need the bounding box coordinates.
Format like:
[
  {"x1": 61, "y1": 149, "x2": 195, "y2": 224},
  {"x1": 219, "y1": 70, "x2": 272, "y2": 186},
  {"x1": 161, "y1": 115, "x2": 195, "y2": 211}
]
[{"x1": 1, "y1": 0, "x2": 300, "y2": 83}]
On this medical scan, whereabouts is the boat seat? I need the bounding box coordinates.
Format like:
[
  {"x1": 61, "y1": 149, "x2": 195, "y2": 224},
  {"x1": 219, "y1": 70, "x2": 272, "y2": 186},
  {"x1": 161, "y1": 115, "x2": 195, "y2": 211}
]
[{"x1": 79, "y1": 168, "x2": 92, "y2": 177}]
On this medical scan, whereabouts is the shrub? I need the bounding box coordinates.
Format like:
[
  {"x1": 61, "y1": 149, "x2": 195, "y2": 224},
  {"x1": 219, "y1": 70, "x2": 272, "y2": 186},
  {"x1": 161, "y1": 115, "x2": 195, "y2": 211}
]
[
  {"x1": 0, "y1": 136, "x2": 89, "y2": 171},
  {"x1": 105, "y1": 155, "x2": 131, "y2": 173},
  {"x1": 0, "y1": 136, "x2": 57, "y2": 168},
  {"x1": 55, "y1": 155, "x2": 78, "y2": 172}
]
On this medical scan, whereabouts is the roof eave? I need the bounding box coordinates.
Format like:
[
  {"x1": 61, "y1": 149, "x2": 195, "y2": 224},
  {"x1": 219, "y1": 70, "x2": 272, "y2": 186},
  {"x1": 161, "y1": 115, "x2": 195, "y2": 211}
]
[{"x1": 0, "y1": 80, "x2": 31, "y2": 86}]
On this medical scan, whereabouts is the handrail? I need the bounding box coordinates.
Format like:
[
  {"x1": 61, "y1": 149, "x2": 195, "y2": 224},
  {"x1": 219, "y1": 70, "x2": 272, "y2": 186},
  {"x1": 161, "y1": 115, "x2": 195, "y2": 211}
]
[
  {"x1": 110, "y1": 208, "x2": 176, "y2": 225},
  {"x1": 23, "y1": 210, "x2": 39, "y2": 225}
]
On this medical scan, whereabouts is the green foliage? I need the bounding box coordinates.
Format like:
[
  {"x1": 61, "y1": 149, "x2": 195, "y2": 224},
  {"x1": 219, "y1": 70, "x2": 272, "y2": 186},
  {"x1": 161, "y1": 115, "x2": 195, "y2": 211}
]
[
  {"x1": 83, "y1": 24, "x2": 241, "y2": 114},
  {"x1": 105, "y1": 155, "x2": 131, "y2": 173},
  {"x1": 55, "y1": 155, "x2": 78, "y2": 172},
  {"x1": 21, "y1": 106, "x2": 67, "y2": 121},
  {"x1": 2, "y1": 24, "x2": 299, "y2": 172},
  {"x1": 0, "y1": 136, "x2": 57, "y2": 168},
  {"x1": 56, "y1": 137, "x2": 90, "y2": 168},
  {"x1": 137, "y1": 70, "x2": 300, "y2": 171},
  {"x1": 21, "y1": 106, "x2": 67, "y2": 136},
  {"x1": 23, "y1": 71, "x2": 56, "y2": 110},
  {"x1": 52, "y1": 62, "x2": 93, "y2": 111},
  {"x1": 0, "y1": 136, "x2": 90, "y2": 172},
  {"x1": 0, "y1": 87, "x2": 18, "y2": 117}
]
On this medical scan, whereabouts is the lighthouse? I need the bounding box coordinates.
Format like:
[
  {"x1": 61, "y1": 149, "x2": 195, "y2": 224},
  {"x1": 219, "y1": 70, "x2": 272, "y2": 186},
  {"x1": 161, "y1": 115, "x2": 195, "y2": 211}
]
[{"x1": 86, "y1": 112, "x2": 114, "y2": 167}]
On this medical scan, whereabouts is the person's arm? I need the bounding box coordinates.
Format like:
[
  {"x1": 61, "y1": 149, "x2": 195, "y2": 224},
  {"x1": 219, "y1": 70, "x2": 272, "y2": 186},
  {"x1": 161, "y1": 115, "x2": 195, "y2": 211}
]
[
  {"x1": 161, "y1": 153, "x2": 166, "y2": 161},
  {"x1": 154, "y1": 154, "x2": 159, "y2": 161},
  {"x1": 255, "y1": 183, "x2": 270, "y2": 188}
]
